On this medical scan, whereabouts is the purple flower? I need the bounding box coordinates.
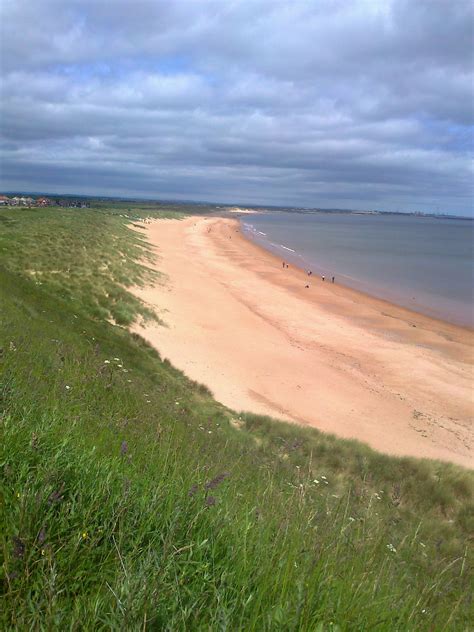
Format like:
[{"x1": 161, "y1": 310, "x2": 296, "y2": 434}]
[
  {"x1": 48, "y1": 489, "x2": 63, "y2": 504},
  {"x1": 205, "y1": 472, "x2": 229, "y2": 491},
  {"x1": 120, "y1": 441, "x2": 128, "y2": 456},
  {"x1": 13, "y1": 536, "x2": 25, "y2": 559},
  {"x1": 204, "y1": 496, "x2": 216, "y2": 507},
  {"x1": 188, "y1": 484, "x2": 199, "y2": 497},
  {"x1": 37, "y1": 528, "x2": 46, "y2": 545}
]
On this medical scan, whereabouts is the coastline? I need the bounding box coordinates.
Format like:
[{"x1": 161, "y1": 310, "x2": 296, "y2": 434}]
[
  {"x1": 238, "y1": 215, "x2": 474, "y2": 344},
  {"x1": 132, "y1": 215, "x2": 473, "y2": 468},
  {"x1": 239, "y1": 214, "x2": 474, "y2": 329}
]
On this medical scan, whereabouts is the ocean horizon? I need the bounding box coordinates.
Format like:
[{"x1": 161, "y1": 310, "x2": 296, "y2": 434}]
[{"x1": 242, "y1": 211, "x2": 474, "y2": 327}]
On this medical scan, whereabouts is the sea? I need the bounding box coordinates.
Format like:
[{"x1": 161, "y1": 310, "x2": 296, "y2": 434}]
[{"x1": 241, "y1": 212, "x2": 474, "y2": 327}]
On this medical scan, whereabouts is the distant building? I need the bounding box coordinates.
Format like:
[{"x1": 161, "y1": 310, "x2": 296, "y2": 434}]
[
  {"x1": 36, "y1": 197, "x2": 51, "y2": 206},
  {"x1": 0, "y1": 195, "x2": 9, "y2": 205}
]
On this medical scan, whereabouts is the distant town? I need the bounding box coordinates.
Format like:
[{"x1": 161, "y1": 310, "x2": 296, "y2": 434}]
[{"x1": 0, "y1": 195, "x2": 90, "y2": 208}]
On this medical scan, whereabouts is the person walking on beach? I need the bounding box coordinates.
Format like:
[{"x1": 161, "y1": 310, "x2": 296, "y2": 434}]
[
  {"x1": 332, "y1": 276, "x2": 335, "y2": 283},
  {"x1": 282, "y1": 261, "x2": 286, "y2": 268},
  {"x1": 322, "y1": 275, "x2": 325, "y2": 282}
]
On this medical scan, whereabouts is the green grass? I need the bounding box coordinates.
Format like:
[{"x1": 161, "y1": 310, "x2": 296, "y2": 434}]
[{"x1": 1, "y1": 206, "x2": 473, "y2": 630}]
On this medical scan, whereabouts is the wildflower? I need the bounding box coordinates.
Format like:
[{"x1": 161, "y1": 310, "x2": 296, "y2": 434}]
[
  {"x1": 48, "y1": 485, "x2": 64, "y2": 504},
  {"x1": 13, "y1": 536, "x2": 25, "y2": 559},
  {"x1": 127, "y1": 379, "x2": 132, "y2": 383},
  {"x1": 82, "y1": 532, "x2": 88, "y2": 540},
  {"x1": 349, "y1": 517, "x2": 355, "y2": 522},
  {"x1": 313, "y1": 479, "x2": 319, "y2": 484},
  {"x1": 65, "y1": 385, "x2": 71, "y2": 390},
  {"x1": 16, "y1": 492, "x2": 21, "y2": 498},
  {"x1": 120, "y1": 441, "x2": 128, "y2": 456},
  {"x1": 114, "y1": 358, "x2": 120, "y2": 361},
  {"x1": 37, "y1": 528, "x2": 46, "y2": 545},
  {"x1": 146, "y1": 400, "x2": 151, "y2": 403},
  {"x1": 205, "y1": 495, "x2": 216, "y2": 507},
  {"x1": 208, "y1": 430, "x2": 212, "y2": 434},
  {"x1": 104, "y1": 360, "x2": 110, "y2": 364},
  {"x1": 386, "y1": 543, "x2": 397, "y2": 553},
  {"x1": 321, "y1": 475, "x2": 327, "y2": 480},
  {"x1": 118, "y1": 364, "x2": 123, "y2": 368},
  {"x1": 205, "y1": 472, "x2": 229, "y2": 490},
  {"x1": 188, "y1": 484, "x2": 199, "y2": 497}
]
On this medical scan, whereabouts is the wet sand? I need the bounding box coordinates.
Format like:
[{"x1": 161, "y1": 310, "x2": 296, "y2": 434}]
[{"x1": 132, "y1": 216, "x2": 473, "y2": 468}]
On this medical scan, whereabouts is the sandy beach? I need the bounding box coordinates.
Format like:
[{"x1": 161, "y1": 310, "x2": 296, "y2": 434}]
[{"x1": 133, "y1": 215, "x2": 473, "y2": 468}]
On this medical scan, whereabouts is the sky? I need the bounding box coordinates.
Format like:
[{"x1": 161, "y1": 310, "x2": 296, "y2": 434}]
[{"x1": 1, "y1": 0, "x2": 473, "y2": 215}]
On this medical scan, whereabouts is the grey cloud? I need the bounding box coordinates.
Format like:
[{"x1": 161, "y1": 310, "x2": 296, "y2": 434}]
[{"x1": 1, "y1": 0, "x2": 473, "y2": 214}]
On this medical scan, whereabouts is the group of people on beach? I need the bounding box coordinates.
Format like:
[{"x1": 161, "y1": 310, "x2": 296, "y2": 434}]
[{"x1": 282, "y1": 261, "x2": 335, "y2": 288}]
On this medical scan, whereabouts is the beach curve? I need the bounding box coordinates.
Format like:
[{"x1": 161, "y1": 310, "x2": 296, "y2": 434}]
[{"x1": 132, "y1": 215, "x2": 474, "y2": 468}]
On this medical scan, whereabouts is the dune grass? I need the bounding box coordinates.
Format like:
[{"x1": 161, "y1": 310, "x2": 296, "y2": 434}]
[{"x1": 1, "y1": 205, "x2": 473, "y2": 630}]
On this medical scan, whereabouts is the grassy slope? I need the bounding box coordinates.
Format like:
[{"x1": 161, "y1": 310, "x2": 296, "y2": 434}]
[{"x1": 1, "y1": 206, "x2": 473, "y2": 630}]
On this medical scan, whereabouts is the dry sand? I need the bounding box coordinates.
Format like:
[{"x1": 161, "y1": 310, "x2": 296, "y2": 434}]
[{"x1": 132, "y1": 216, "x2": 473, "y2": 468}]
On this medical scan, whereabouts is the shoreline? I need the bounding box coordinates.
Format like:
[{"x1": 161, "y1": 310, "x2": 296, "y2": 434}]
[
  {"x1": 236, "y1": 215, "x2": 473, "y2": 342},
  {"x1": 132, "y1": 215, "x2": 473, "y2": 468},
  {"x1": 238, "y1": 215, "x2": 473, "y2": 330}
]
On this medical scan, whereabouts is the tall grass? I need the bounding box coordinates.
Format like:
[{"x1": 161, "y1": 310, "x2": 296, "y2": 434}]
[{"x1": 1, "y1": 206, "x2": 473, "y2": 630}]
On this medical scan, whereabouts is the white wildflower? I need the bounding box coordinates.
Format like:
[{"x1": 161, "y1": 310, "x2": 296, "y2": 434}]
[
  {"x1": 386, "y1": 543, "x2": 397, "y2": 553},
  {"x1": 104, "y1": 360, "x2": 110, "y2": 364},
  {"x1": 65, "y1": 385, "x2": 71, "y2": 390},
  {"x1": 313, "y1": 479, "x2": 319, "y2": 484}
]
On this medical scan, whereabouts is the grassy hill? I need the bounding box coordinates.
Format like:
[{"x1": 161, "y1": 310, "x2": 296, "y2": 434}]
[{"x1": 1, "y1": 206, "x2": 473, "y2": 630}]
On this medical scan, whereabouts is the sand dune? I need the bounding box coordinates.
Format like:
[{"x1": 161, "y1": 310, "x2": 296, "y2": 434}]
[{"x1": 133, "y1": 216, "x2": 473, "y2": 468}]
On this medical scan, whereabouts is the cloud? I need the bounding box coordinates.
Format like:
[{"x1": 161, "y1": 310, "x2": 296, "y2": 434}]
[{"x1": 0, "y1": 0, "x2": 473, "y2": 214}]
